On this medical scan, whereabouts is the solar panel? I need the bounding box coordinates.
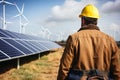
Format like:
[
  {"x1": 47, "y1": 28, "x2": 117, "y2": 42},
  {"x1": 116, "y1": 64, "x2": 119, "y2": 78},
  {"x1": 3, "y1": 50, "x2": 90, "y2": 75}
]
[{"x1": 0, "y1": 29, "x2": 61, "y2": 62}]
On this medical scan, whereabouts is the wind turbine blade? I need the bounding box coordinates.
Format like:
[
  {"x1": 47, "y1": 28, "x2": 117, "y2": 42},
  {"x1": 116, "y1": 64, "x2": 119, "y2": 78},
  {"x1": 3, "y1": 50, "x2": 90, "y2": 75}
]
[
  {"x1": 4, "y1": 1, "x2": 15, "y2": 5},
  {"x1": 0, "y1": 16, "x2": 3, "y2": 20},
  {"x1": 21, "y1": 4, "x2": 24, "y2": 14},
  {"x1": 13, "y1": 14, "x2": 21, "y2": 18},
  {"x1": 24, "y1": 22, "x2": 28, "y2": 26},
  {"x1": 15, "y1": 3, "x2": 21, "y2": 13},
  {"x1": 6, "y1": 21, "x2": 13, "y2": 24},
  {"x1": 0, "y1": 1, "x2": 3, "y2": 3}
]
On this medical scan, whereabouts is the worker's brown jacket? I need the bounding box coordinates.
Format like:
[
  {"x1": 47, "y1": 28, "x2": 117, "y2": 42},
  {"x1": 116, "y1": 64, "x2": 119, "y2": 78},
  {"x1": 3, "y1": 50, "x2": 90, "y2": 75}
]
[{"x1": 57, "y1": 24, "x2": 120, "y2": 80}]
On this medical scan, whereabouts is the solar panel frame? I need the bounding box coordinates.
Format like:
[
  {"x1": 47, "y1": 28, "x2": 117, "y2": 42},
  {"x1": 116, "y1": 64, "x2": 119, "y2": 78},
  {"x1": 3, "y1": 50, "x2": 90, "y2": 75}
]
[{"x1": 0, "y1": 50, "x2": 9, "y2": 59}]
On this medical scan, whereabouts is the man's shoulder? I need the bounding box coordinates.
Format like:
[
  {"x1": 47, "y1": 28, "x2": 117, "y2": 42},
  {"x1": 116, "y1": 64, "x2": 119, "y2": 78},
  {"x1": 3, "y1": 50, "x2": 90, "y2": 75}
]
[
  {"x1": 99, "y1": 31, "x2": 114, "y2": 40},
  {"x1": 69, "y1": 30, "x2": 115, "y2": 40},
  {"x1": 70, "y1": 32, "x2": 81, "y2": 38}
]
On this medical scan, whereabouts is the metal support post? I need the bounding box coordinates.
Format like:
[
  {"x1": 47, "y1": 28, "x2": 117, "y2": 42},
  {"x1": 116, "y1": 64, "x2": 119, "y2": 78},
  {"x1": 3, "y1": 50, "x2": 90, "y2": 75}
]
[{"x1": 17, "y1": 58, "x2": 20, "y2": 69}]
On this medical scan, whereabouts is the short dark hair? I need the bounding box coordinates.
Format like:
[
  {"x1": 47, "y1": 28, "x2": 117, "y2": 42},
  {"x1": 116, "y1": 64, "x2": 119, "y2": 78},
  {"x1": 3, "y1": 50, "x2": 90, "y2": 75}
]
[{"x1": 82, "y1": 16, "x2": 97, "y2": 25}]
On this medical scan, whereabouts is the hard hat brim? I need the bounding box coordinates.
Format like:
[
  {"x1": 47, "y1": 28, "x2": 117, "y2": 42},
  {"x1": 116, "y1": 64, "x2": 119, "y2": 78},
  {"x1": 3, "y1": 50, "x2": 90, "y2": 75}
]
[{"x1": 79, "y1": 14, "x2": 82, "y2": 18}]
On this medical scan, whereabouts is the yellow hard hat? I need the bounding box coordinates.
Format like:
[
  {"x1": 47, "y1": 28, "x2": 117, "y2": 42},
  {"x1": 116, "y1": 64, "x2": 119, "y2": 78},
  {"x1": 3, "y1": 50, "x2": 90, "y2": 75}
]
[{"x1": 79, "y1": 4, "x2": 100, "y2": 18}]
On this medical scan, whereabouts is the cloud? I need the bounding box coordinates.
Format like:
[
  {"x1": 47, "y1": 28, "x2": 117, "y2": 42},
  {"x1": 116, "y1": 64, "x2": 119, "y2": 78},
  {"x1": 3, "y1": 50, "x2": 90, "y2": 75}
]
[
  {"x1": 46, "y1": 0, "x2": 97, "y2": 23},
  {"x1": 101, "y1": 0, "x2": 120, "y2": 13}
]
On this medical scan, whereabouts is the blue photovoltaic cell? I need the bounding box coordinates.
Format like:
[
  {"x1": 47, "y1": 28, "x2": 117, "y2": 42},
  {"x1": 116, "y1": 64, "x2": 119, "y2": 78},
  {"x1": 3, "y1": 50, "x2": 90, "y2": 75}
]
[
  {"x1": 25, "y1": 41, "x2": 41, "y2": 51},
  {"x1": 5, "y1": 30, "x2": 18, "y2": 38},
  {"x1": 3, "y1": 39, "x2": 33, "y2": 54},
  {"x1": 37, "y1": 42, "x2": 48, "y2": 50},
  {"x1": 0, "y1": 29, "x2": 15, "y2": 38},
  {"x1": 0, "y1": 28, "x2": 61, "y2": 61},
  {"x1": 0, "y1": 39, "x2": 24, "y2": 57},
  {"x1": 0, "y1": 32, "x2": 7, "y2": 37},
  {"x1": 29, "y1": 35, "x2": 47, "y2": 41},
  {"x1": 30, "y1": 41, "x2": 48, "y2": 51},
  {"x1": 17, "y1": 40, "x2": 38, "y2": 52},
  {"x1": 10, "y1": 32, "x2": 31, "y2": 39},
  {"x1": 39, "y1": 42, "x2": 55, "y2": 49}
]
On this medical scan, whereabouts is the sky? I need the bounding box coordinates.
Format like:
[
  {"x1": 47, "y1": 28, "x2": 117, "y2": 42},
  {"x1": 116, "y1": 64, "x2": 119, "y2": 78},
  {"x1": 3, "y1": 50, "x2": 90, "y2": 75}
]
[{"x1": 0, "y1": 0, "x2": 120, "y2": 41}]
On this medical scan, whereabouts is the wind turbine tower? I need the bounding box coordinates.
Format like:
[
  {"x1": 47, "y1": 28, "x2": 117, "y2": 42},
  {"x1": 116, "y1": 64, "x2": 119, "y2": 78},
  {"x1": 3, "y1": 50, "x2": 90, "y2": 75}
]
[{"x1": 0, "y1": 0, "x2": 15, "y2": 29}]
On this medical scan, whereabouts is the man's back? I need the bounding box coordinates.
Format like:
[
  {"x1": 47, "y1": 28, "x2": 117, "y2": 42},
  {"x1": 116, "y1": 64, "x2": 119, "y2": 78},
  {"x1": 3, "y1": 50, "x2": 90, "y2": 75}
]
[{"x1": 71, "y1": 24, "x2": 114, "y2": 70}]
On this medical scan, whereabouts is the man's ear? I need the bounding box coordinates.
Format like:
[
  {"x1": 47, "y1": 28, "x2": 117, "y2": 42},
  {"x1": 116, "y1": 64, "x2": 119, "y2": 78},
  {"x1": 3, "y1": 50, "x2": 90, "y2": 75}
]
[{"x1": 81, "y1": 18, "x2": 85, "y2": 27}]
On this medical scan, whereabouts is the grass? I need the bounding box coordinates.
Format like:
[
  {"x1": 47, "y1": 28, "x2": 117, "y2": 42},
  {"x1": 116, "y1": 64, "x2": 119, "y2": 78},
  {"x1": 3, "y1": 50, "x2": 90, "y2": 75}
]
[{"x1": 12, "y1": 69, "x2": 34, "y2": 80}]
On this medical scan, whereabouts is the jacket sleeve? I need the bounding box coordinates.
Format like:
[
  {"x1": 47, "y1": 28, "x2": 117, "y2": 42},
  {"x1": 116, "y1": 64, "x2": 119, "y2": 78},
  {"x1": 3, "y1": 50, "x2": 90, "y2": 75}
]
[
  {"x1": 57, "y1": 36, "x2": 75, "y2": 80},
  {"x1": 110, "y1": 40, "x2": 120, "y2": 80}
]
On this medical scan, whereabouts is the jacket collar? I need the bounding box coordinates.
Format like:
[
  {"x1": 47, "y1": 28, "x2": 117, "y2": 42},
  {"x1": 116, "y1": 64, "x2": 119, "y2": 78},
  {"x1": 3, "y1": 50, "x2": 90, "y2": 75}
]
[{"x1": 78, "y1": 24, "x2": 100, "y2": 32}]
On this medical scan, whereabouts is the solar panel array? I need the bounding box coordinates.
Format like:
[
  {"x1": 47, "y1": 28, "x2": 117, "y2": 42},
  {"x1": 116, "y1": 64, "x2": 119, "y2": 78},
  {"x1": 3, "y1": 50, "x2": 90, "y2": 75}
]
[{"x1": 0, "y1": 29, "x2": 61, "y2": 62}]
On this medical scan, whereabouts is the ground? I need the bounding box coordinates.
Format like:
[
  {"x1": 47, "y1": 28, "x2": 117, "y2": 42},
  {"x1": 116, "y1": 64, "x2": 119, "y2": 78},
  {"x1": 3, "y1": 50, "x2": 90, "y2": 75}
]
[{"x1": 0, "y1": 48, "x2": 120, "y2": 80}]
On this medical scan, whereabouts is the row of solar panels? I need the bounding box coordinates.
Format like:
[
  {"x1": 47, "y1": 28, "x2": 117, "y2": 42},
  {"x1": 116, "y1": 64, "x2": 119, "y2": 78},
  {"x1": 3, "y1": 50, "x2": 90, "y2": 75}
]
[
  {"x1": 0, "y1": 29, "x2": 61, "y2": 62},
  {"x1": 0, "y1": 28, "x2": 46, "y2": 40}
]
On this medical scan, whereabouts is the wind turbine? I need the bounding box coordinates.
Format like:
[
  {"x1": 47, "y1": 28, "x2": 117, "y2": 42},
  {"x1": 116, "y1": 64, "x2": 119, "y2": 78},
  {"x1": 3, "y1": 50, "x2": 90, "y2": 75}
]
[
  {"x1": 40, "y1": 26, "x2": 47, "y2": 38},
  {"x1": 45, "y1": 28, "x2": 52, "y2": 40},
  {"x1": 40, "y1": 26, "x2": 52, "y2": 39},
  {"x1": 14, "y1": 3, "x2": 29, "y2": 33},
  {"x1": 0, "y1": 0, "x2": 15, "y2": 29}
]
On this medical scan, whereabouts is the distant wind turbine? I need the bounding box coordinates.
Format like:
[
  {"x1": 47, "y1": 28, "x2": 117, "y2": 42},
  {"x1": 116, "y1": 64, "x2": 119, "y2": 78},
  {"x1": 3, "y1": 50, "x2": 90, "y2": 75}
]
[
  {"x1": 40, "y1": 26, "x2": 52, "y2": 39},
  {"x1": 45, "y1": 28, "x2": 52, "y2": 39},
  {"x1": 14, "y1": 3, "x2": 29, "y2": 33},
  {"x1": 0, "y1": 0, "x2": 15, "y2": 29},
  {"x1": 56, "y1": 32, "x2": 64, "y2": 41},
  {"x1": 40, "y1": 26, "x2": 46, "y2": 38},
  {"x1": 60, "y1": 32, "x2": 64, "y2": 41}
]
